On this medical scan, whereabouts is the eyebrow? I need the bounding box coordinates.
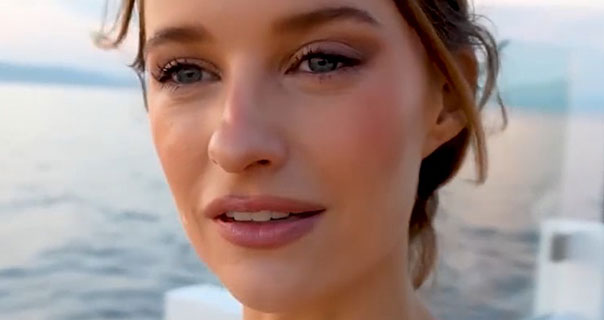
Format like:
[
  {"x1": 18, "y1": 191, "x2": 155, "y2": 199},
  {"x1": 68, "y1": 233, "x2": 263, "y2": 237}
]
[
  {"x1": 273, "y1": 6, "x2": 380, "y2": 33},
  {"x1": 145, "y1": 25, "x2": 212, "y2": 57},
  {"x1": 144, "y1": 6, "x2": 379, "y2": 56}
]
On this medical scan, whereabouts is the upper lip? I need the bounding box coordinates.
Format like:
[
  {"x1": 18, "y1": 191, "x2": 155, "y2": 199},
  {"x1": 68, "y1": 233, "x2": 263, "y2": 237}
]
[{"x1": 204, "y1": 195, "x2": 326, "y2": 219}]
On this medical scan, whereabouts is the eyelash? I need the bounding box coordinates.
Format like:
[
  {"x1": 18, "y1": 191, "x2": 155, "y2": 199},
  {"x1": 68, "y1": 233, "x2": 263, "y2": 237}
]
[
  {"x1": 286, "y1": 47, "x2": 363, "y2": 75},
  {"x1": 151, "y1": 48, "x2": 363, "y2": 91},
  {"x1": 151, "y1": 58, "x2": 215, "y2": 91}
]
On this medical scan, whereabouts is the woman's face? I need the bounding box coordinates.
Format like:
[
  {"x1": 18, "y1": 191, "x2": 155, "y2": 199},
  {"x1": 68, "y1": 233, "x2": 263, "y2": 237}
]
[{"x1": 144, "y1": 0, "x2": 454, "y2": 312}]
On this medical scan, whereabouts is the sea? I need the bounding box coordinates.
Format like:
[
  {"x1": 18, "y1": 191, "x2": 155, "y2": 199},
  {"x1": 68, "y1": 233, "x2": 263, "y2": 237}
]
[{"x1": 0, "y1": 83, "x2": 602, "y2": 320}]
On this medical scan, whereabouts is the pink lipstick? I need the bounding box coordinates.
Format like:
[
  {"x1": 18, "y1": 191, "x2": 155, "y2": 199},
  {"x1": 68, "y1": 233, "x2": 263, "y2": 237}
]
[{"x1": 204, "y1": 195, "x2": 326, "y2": 249}]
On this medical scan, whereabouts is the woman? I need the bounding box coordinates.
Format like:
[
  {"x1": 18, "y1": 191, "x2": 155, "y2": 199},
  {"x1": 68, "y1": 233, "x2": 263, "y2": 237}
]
[{"x1": 99, "y1": 0, "x2": 501, "y2": 319}]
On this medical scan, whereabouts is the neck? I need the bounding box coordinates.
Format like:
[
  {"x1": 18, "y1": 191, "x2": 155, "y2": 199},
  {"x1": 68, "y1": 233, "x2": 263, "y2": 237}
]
[{"x1": 242, "y1": 250, "x2": 434, "y2": 320}]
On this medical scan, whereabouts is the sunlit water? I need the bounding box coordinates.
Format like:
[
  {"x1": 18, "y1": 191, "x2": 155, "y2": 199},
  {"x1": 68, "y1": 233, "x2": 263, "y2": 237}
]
[{"x1": 1, "y1": 84, "x2": 601, "y2": 320}]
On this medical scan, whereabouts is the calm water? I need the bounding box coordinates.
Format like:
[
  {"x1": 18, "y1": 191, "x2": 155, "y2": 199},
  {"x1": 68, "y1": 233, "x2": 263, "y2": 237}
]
[{"x1": 0, "y1": 84, "x2": 600, "y2": 320}]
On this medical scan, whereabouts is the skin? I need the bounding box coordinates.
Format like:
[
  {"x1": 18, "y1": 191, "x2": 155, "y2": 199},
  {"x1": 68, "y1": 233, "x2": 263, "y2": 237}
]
[{"x1": 143, "y1": 0, "x2": 468, "y2": 319}]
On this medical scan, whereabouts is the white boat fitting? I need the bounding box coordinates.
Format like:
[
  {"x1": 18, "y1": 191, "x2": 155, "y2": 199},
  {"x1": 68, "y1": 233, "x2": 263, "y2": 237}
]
[
  {"x1": 164, "y1": 284, "x2": 242, "y2": 320},
  {"x1": 534, "y1": 219, "x2": 604, "y2": 320}
]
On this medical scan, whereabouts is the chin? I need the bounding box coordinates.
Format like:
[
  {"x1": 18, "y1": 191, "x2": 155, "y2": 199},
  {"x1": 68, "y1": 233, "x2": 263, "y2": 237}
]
[
  {"x1": 214, "y1": 259, "x2": 327, "y2": 313},
  {"x1": 224, "y1": 272, "x2": 315, "y2": 312}
]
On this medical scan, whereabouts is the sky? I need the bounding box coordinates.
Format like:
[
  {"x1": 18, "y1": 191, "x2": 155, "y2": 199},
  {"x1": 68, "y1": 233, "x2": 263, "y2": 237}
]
[
  {"x1": 0, "y1": 0, "x2": 132, "y2": 75},
  {"x1": 0, "y1": 0, "x2": 603, "y2": 75},
  {"x1": 478, "y1": 0, "x2": 604, "y2": 7}
]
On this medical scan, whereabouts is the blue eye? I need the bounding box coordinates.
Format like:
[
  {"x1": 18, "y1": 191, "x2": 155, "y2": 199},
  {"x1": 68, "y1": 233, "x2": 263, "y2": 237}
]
[
  {"x1": 303, "y1": 55, "x2": 342, "y2": 73},
  {"x1": 290, "y1": 50, "x2": 362, "y2": 75},
  {"x1": 172, "y1": 65, "x2": 204, "y2": 84},
  {"x1": 154, "y1": 58, "x2": 219, "y2": 86}
]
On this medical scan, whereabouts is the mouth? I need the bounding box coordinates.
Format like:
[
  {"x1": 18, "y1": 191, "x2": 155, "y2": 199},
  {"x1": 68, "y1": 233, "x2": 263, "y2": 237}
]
[
  {"x1": 205, "y1": 195, "x2": 326, "y2": 249},
  {"x1": 217, "y1": 209, "x2": 324, "y2": 223}
]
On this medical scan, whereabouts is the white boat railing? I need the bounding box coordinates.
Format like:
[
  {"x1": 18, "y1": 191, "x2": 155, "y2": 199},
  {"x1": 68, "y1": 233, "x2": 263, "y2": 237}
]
[
  {"x1": 534, "y1": 219, "x2": 604, "y2": 320},
  {"x1": 164, "y1": 284, "x2": 242, "y2": 320}
]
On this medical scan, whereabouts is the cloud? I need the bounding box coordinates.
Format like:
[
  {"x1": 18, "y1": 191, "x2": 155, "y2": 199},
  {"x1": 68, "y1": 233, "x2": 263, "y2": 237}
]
[
  {"x1": 0, "y1": 0, "x2": 136, "y2": 75},
  {"x1": 476, "y1": 0, "x2": 604, "y2": 8},
  {"x1": 480, "y1": 6, "x2": 604, "y2": 52}
]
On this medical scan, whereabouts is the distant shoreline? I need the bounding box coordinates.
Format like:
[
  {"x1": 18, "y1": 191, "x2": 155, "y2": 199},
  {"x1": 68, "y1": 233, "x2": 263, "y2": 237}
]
[
  {"x1": 0, "y1": 79, "x2": 140, "y2": 89},
  {"x1": 0, "y1": 62, "x2": 138, "y2": 88}
]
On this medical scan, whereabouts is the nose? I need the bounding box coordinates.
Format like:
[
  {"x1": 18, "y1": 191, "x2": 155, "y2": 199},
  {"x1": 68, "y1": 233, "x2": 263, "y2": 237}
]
[{"x1": 207, "y1": 70, "x2": 287, "y2": 174}]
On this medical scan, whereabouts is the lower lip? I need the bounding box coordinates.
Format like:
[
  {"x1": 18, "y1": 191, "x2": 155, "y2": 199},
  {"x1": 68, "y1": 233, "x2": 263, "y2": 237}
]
[{"x1": 214, "y1": 211, "x2": 324, "y2": 249}]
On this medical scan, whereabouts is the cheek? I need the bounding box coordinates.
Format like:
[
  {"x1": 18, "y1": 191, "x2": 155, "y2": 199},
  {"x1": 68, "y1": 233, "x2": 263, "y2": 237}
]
[
  {"x1": 150, "y1": 110, "x2": 204, "y2": 198},
  {"x1": 313, "y1": 71, "x2": 427, "y2": 205},
  {"x1": 148, "y1": 105, "x2": 214, "y2": 253},
  {"x1": 301, "y1": 64, "x2": 430, "y2": 266}
]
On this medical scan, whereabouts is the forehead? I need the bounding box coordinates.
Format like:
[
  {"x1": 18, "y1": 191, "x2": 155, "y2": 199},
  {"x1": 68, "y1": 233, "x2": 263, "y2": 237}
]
[{"x1": 143, "y1": 0, "x2": 405, "y2": 38}]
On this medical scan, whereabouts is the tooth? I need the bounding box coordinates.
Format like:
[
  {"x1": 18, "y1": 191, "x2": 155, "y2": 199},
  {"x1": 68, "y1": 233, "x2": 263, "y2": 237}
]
[
  {"x1": 251, "y1": 211, "x2": 272, "y2": 222},
  {"x1": 228, "y1": 211, "x2": 292, "y2": 222},
  {"x1": 270, "y1": 212, "x2": 290, "y2": 220},
  {"x1": 233, "y1": 212, "x2": 252, "y2": 221}
]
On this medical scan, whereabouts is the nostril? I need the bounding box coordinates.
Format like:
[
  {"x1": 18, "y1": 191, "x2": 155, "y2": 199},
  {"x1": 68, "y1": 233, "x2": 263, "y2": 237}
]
[{"x1": 258, "y1": 159, "x2": 270, "y2": 165}]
